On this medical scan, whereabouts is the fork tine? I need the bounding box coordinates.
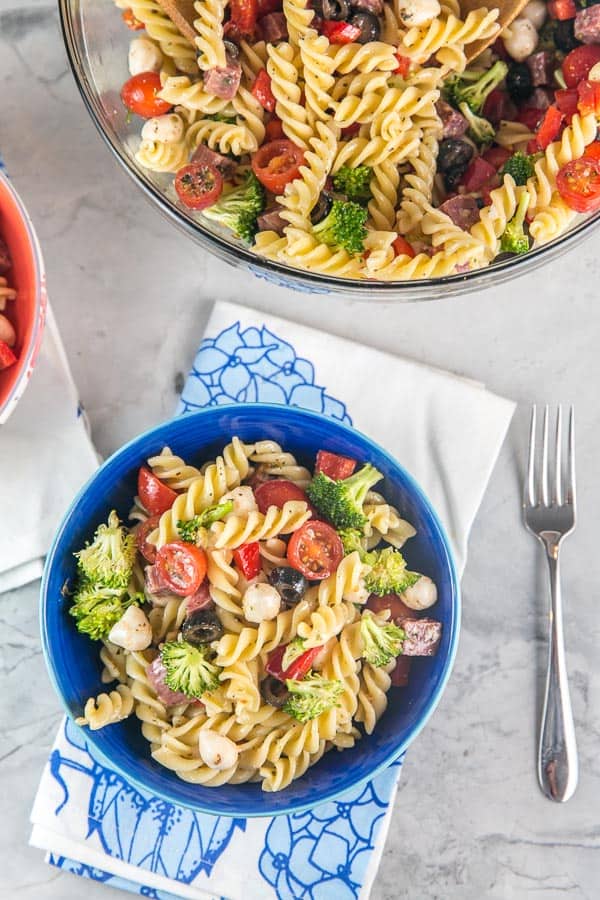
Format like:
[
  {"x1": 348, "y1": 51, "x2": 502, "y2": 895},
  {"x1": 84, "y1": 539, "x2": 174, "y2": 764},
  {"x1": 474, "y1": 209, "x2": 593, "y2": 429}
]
[
  {"x1": 525, "y1": 404, "x2": 537, "y2": 506},
  {"x1": 567, "y1": 405, "x2": 576, "y2": 505},
  {"x1": 541, "y1": 404, "x2": 550, "y2": 507},
  {"x1": 554, "y1": 405, "x2": 563, "y2": 506}
]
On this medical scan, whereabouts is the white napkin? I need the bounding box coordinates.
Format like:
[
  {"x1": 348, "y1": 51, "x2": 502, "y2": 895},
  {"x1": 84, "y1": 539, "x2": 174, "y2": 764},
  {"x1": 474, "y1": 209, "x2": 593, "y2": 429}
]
[
  {"x1": 0, "y1": 306, "x2": 98, "y2": 593},
  {"x1": 30, "y1": 301, "x2": 515, "y2": 899}
]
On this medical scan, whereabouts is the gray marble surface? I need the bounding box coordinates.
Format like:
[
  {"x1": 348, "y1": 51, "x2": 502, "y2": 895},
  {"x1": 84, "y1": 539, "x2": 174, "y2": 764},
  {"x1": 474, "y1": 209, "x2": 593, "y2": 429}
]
[{"x1": 1, "y1": 3, "x2": 600, "y2": 899}]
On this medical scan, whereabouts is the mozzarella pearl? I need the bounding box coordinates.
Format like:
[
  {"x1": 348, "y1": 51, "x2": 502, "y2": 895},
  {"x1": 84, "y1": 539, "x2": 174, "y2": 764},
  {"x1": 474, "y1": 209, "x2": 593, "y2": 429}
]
[
  {"x1": 141, "y1": 114, "x2": 185, "y2": 144},
  {"x1": 401, "y1": 575, "x2": 438, "y2": 611},
  {"x1": 521, "y1": 0, "x2": 546, "y2": 30},
  {"x1": 128, "y1": 37, "x2": 163, "y2": 76},
  {"x1": 503, "y1": 18, "x2": 539, "y2": 63},
  {"x1": 198, "y1": 730, "x2": 239, "y2": 771},
  {"x1": 242, "y1": 582, "x2": 281, "y2": 623},
  {"x1": 108, "y1": 605, "x2": 152, "y2": 651},
  {"x1": 396, "y1": 0, "x2": 441, "y2": 26},
  {"x1": 221, "y1": 485, "x2": 258, "y2": 517},
  {"x1": 0, "y1": 314, "x2": 16, "y2": 347}
]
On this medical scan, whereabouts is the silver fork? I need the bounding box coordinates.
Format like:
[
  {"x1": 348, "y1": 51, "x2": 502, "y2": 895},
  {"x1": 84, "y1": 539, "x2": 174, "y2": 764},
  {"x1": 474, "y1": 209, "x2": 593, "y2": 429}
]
[{"x1": 523, "y1": 405, "x2": 578, "y2": 803}]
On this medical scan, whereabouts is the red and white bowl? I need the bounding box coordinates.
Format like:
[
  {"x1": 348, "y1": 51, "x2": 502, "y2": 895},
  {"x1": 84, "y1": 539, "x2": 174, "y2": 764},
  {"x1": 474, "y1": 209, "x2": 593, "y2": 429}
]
[{"x1": 0, "y1": 170, "x2": 47, "y2": 425}]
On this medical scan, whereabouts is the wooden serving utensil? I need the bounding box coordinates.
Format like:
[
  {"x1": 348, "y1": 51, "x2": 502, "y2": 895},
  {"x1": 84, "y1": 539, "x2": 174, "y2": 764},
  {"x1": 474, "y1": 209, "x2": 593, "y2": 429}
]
[
  {"x1": 157, "y1": 0, "x2": 528, "y2": 66},
  {"x1": 156, "y1": 0, "x2": 198, "y2": 45},
  {"x1": 461, "y1": 0, "x2": 530, "y2": 62}
]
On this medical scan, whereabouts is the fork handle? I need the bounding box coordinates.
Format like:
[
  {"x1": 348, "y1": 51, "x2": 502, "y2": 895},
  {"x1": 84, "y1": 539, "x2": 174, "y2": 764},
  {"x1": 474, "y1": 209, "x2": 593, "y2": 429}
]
[{"x1": 538, "y1": 546, "x2": 578, "y2": 802}]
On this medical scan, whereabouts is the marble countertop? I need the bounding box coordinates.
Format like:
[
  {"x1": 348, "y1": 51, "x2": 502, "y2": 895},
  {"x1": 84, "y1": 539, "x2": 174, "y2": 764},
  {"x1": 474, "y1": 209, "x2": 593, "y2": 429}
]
[{"x1": 2, "y1": 3, "x2": 600, "y2": 899}]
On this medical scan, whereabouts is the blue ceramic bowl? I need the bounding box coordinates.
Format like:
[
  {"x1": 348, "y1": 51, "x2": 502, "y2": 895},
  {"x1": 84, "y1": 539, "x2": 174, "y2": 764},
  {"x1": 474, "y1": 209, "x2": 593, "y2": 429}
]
[{"x1": 41, "y1": 404, "x2": 460, "y2": 817}]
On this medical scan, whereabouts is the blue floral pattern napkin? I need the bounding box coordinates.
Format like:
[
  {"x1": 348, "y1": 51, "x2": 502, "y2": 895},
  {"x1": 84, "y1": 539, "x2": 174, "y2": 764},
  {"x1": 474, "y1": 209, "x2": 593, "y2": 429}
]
[{"x1": 31, "y1": 301, "x2": 515, "y2": 899}]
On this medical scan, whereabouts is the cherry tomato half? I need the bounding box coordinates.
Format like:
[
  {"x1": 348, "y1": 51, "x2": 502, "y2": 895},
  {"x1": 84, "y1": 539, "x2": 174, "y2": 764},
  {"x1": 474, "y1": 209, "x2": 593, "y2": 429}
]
[
  {"x1": 287, "y1": 521, "x2": 344, "y2": 581},
  {"x1": 562, "y1": 44, "x2": 600, "y2": 90},
  {"x1": 255, "y1": 479, "x2": 309, "y2": 513},
  {"x1": 556, "y1": 156, "x2": 600, "y2": 212},
  {"x1": 136, "y1": 514, "x2": 161, "y2": 564},
  {"x1": 251, "y1": 140, "x2": 305, "y2": 194},
  {"x1": 138, "y1": 466, "x2": 178, "y2": 516},
  {"x1": 156, "y1": 542, "x2": 208, "y2": 597},
  {"x1": 121, "y1": 72, "x2": 172, "y2": 118},
  {"x1": 175, "y1": 163, "x2": 223, "y2": 210}
]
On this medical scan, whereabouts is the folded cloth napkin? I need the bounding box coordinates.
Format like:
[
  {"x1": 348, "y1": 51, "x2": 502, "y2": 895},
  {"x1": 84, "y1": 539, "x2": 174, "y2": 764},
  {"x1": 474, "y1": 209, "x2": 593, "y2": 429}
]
[
  {"x1": 30, "y1": 301, "x2": 515, "y2": 900},
  {"x1": 0, "y1": 304, "x2": 98, "y2": 592}
]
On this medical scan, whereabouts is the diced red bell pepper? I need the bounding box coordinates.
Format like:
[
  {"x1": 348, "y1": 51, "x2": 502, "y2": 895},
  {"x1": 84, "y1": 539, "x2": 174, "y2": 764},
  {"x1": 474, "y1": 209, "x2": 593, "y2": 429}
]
[
  {"x1": 390, "y1": 655, "x2": 412, "y2": 687},
  {"x1": 265, "y1": 116, "x2": 285, "y2": 141},
  {"x1": 548, "y1": 0, "x2": 576, "y2": 19},
  {"x1": 0, "y1": 340, "x2": 16, "y2": 370},
  {"x1": 233, "y1": 542, "x2": 262, "y2": 579},
  {"x1": 229, "y1": 0, "x2": 258, "y2": 37},
  {"x1": 394, "y1": 53, "x2": 411, "y2": 77},
  {"x1": 583, "y1": 141, "x2": 600, "y2": 161},
  {"x1": 315, "y1": 450, "x2": 357, "y2": 480},
  {"x1": 577, "y1": 79, "x2": 600, "y2": 117},
  {"x1": 392, "y1": 236, "x2": 416, "y2": 258},
  {"x1": 516, "y1": 106, "x2": 545, "y2": 131},
  {"x1": 122, "y1": 8, "x2": 145, "y2": 29},
  {"x1": 251, "y1": 68, "x2": 276, "y2": 112},
  {"x1": 460, "y1": 156, "x2": 497, "y2": 192},
  {"x1": 320, "y1": 20, "x2": 361, "y2": 43},
  {"x1": 266, "y1": 643, "x2": 324, "y2": 681},
  {"x1": 526, "y1": 138, "x2": 540, "y2": 154},
  {"x1": 555, "y1": 87, "x2": 579, "y2": 122},
  {"x1": 482, "y1": 145, "x2": 512, "y2": 170},
  {"x1": 535, "y1": 105, "x2": 564, "y2": 150}
]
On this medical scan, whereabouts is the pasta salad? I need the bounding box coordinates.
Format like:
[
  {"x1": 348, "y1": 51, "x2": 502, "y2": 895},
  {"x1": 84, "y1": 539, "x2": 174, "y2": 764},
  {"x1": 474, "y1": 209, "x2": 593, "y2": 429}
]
[
  {"x1": 70, "y1": 438, "x2": 442, "y2": 792},
  {"x1": 0, "y1": 236, "x2": 18, "y2": 370},
  {"x1": 112, "y1": 0, "x2": 600, "y2": 281}
]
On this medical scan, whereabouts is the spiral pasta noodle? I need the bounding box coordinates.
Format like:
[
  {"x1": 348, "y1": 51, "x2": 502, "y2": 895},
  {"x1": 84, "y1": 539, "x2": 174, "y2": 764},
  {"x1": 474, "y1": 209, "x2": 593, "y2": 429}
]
[
  {"x1": 215, "y1": 598, "x2": 314, "y2": 666},
  {"x1": 470, "y1": 175, "x2": 520, "y2": 258},
  {"x1": 529, "y1": 195, "x2": 576, "y2": 247},
  {"x1": 75, "y1": 684, "x2": 134, "y2": 730},
  {"x1": 193, "y1": 0, "x2": 227, "y2": 70},
  {"x1": 128, "y1": 0, "x2": 199, "y2": 73},
  {"x1": 148, "y1": 446, "x2": 203, "y2": 490}
]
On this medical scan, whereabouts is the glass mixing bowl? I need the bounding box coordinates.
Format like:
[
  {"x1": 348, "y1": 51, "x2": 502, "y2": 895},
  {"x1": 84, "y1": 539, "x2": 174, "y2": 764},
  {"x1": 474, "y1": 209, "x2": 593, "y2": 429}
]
[{"x1": 59, "y1": 0, "x2": 600, "y2": 300}]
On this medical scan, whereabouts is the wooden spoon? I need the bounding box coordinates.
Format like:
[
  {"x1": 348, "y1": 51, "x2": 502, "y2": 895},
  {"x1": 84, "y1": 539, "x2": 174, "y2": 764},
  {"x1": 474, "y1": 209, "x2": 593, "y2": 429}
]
[
  {"x1": 157, "y1": 0, "x2": 527, "y2": 66},
  {"x1": 461, "y1": 0, "x2": 530, "y2": 63},
  {"x1": 156, "y1": 0, "x2": 198, "y2": 45}
]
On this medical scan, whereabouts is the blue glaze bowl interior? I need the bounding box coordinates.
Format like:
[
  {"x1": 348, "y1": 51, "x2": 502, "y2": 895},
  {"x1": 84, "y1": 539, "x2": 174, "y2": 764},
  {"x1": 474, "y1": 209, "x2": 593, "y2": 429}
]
[{"x1": 41, "y1": 404, "x2": 460, "y2": 817}]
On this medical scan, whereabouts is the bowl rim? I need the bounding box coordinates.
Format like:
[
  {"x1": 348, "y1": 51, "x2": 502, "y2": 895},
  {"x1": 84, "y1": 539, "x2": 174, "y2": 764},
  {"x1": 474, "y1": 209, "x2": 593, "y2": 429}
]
[
  {"x1": 0, "y1": 170, "x2": 47, "y2": 425},
  {"x1": 59, "y1": 0, "x2": 600, "y2": 298},
  {"x1": 40, "y1": 402, "x2": 461, "y2": 816}
]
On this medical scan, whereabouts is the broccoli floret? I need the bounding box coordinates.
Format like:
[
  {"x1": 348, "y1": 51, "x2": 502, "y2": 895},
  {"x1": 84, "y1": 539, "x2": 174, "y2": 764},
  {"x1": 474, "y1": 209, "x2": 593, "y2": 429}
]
[
  {"x1": 363, "y1": 546, "x2": 421, "y2": 597},
  {"x1": 284, "y1": 674, "x2": 343, "y2": 722},
  {"x1": 75, "y1": 511, "x2": 136, "y2": 589},
  {"x1": 160, "y1": 641, "x2": 220, "y2": 699},
  {"x1": 177, "y1": 500, "x2": 234, "y2": 543},
  {"x1": 500, "y1": 151, "x2": 538, "y2": 186},
  {"x1": 202, "y1": 172, "x2": 265, "y2": 243},
  {"x1": 444, "y1": 61, "x2": 508, "y2": 114},
  {"x1": 306, "y1": 463, "x2": 383, "y2": 531},
  {"x1": 69, "y1": 584, "x2": 140, "y2": 641},
  {"x1": 338, "y1": 528, "x2": 365, "y2": 555},
  {"x1": 459, "y1": 103, "x2": 495, "y2": 146},
  {"x1": 360, "y1": 612, "x2": 405, "y2": 667},
  {"x1": 332, "y1": 165, "x2": 373, "y2": 203},
  {"x1": 312, "y1": 199, "x2": 368, "y2": 256},
  {"x1": 500, "y1": 191, "x2": 530, "y2": 255}
]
